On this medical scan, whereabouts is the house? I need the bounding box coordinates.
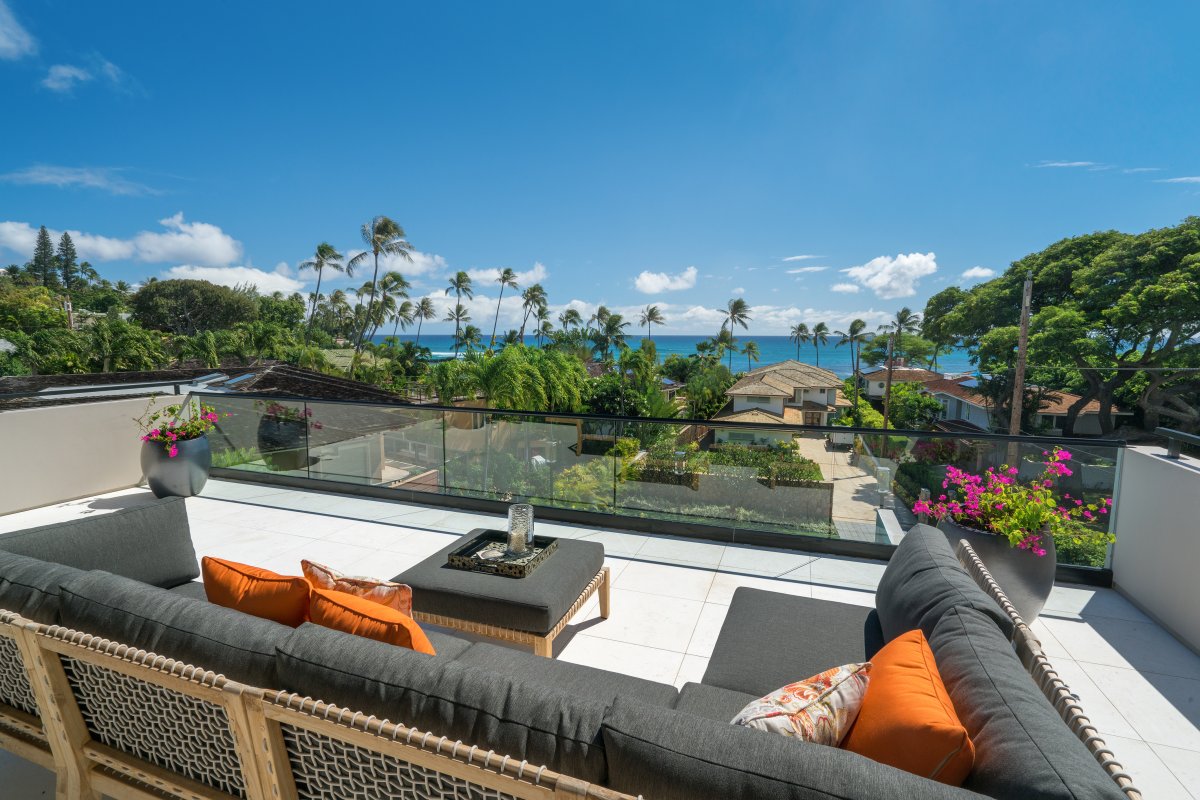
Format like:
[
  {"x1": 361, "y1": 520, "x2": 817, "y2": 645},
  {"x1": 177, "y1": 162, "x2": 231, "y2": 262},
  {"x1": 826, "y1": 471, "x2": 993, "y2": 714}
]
[
  {"x1": 711, "y1": 360, "x2": 850, "y2": 445},
  {"x1": 857, "y1": 360, "x2": 942, "y2": 399},
  {"x1": 920, "y1": 377, "x2": 1132, "y2": 435}
]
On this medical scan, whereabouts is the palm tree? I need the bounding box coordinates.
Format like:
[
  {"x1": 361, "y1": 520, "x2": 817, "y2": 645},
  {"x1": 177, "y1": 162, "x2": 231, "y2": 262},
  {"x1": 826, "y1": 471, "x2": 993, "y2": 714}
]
[
  {"x1": 458, "y1": 324, "x2": 483, "y2": 354},
  {"x1": 518, "y1": 284, "x2": 547, "y2": 338},
  {"x1": 592, "y1": 313, "x2": 630, "y2": 361},
  {"x1": 346, "y1": 217, "x2": 412, "y2": 375},
  {"x1": 411, "y1": 297, "x2": 436, "y2": 348},
  {"x1": 789, "y1": 323, "x2": 810, "y2": 360},
  {"x1": 878, "y1": 307, "x2": 922, "y2": 430},
  {"x1": 721, "y1": 298, "x2": 751, "y2": 369},
  {"x1": 638, "y1": 305, "x2": 665, "y2": 341},
  {"x1": 489, "y1": 268, "x2": 519, "y2": 349},
  {"x1": 558, "y1": 308, "x2": 582, "y2": 330},
  {"x1": 389, "y1": 299, "x2": 415, "y2": 341},
  {"x1": 534, "y1": 305, "x2": 551, "y2": 346},
  {"x1": 811, "y1": 321, "x2": 829, "y2": 366},
  {"x1": 835, "y1": 318, "x2": 869, "y2": 421},
  {"x1": 742, "y1": 340, "x2": 760, "y2": 371},
  {"x1": 537, "y1": 318, "x2": 554, "y2": 345},
  {"x1": 444, "y1": 304, "x2": 471, "y2": 356},
  {"x1": 368, "y1": 271, "x2": 410, "y2": 341},
  {"x1": 298, "y1": 242, "x2": 345, "y2": 346}
]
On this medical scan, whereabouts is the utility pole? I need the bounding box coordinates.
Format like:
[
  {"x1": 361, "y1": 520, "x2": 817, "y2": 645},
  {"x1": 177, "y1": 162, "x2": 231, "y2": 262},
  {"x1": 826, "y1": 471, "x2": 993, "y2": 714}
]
[
  {"x1": 61, "y1": 296, "x2": 75, "y2": 330},
  {"x1": 1007, "y1": 271, "x2": 1034, "y2": 464},
  {"x1": 882, "y1": 333, "x2": 895, "y2": 432}
]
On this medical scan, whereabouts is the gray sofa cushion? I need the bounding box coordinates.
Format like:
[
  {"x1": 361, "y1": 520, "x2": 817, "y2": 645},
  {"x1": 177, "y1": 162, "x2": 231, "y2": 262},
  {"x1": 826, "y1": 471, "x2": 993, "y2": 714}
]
[
  {"x1": 0, "y1": 551, "x2": 86, "y2": 624},
  {"x1": 930, "y1": 607, "x2": 1126, "y2": 800},
  {"x1": 875, "y1": 524, "x2": 1013, "y2": 642},
  {"x1": 456, "y1": 641, "x2": 679, "y2": 708},
  {"x1": 601, "y1": 697, "x2": 983, "y2": 799},
  {"x1": 58, "y1": 570, "x2": 291, "y2": 688},
  {"x1": 393, "y1": 533, "x2": 604, "y2": 634},
  {"x1": 276, "y1": 623, "x2": 610, "y2": 783},
  {"x1": 674, "y1": 682, "x2": 758, "y2": 723},
  {"x1": 0, "y1": 498, "x2": 199, "y2": 589},
  {"x1": 166, "y1": 580, "x2": 208, "y2": 601},
  {"x1": 702, "y1": 588, "x2": 884, "y2": 696}
]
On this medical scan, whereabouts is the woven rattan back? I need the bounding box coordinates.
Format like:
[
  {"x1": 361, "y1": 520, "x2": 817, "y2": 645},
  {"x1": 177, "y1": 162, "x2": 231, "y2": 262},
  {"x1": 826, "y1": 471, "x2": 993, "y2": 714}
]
[
  {"x1": 954, "y1": 539, "x2": 1143, "y2": 800},
  {"x1": 0, "y1": 611, "x2": 53, "y2": 770}
]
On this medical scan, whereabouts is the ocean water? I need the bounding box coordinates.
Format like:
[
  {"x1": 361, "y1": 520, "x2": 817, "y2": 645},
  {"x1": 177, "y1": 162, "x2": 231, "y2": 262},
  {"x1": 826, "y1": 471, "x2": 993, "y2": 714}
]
[{"x1": 369, "y1": 334, "x2": 974, "y2": 378}]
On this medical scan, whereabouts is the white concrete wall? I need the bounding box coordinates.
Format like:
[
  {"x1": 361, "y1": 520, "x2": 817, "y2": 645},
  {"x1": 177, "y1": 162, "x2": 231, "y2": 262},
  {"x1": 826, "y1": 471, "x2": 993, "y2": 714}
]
[
  {"x1": 1112, "y1": 446, "x2": 1200, "y2": 653},
  {"x1": 0, "y1": 396, "x2": 168, "y2": 515},
  {"x1": 714, "y1": 428, "x2": 791, "y2": 447},
  {"x1": 732, "y1": 396, "x2": 785, "y2": 415}
]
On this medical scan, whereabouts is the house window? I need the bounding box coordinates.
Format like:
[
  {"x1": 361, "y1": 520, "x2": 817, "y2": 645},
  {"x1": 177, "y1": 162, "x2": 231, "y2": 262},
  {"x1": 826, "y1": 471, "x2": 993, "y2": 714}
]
[
  {"x1": 727, "y1": 431, "x2": 755, "y2": 443},
  {"x1": 877, "y1": 382, "x2": 885, "y2": 389},
  {"x1": 745, "y1": 395, "x2": 770, "y2": 404}
]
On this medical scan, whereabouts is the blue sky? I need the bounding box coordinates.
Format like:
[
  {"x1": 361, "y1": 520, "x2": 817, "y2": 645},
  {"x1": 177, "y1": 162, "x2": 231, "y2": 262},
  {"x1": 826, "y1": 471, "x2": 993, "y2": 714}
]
[{"x1": 0, "y1": 1, "x2": 1197, "y2": 334}]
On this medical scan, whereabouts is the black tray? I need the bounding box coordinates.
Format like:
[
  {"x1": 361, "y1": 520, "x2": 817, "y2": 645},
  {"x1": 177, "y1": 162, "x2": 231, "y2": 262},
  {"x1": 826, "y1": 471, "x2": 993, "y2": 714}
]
[{"x1": 446, "y1": 530, "x2": 559, "y2": 578}]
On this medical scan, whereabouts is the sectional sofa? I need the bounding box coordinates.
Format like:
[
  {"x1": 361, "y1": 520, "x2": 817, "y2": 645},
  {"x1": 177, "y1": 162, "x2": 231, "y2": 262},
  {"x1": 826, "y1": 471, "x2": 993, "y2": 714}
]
[{"x1": 0, "y1": 497, "x2": 1136, "y2": 799}]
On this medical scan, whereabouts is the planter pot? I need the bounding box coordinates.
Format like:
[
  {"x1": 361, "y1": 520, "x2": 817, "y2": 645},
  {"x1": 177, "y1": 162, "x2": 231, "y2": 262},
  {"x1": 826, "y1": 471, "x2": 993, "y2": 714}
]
[
  {"x1": 937, "y1": 518, "x2": 1057, "y2": 623},
  {"x1": 257, "y1": 418, "x2": 308, "y2": 472},
  {"x1": 141, "y1": 436, "x2": 211, "y2": 498}
]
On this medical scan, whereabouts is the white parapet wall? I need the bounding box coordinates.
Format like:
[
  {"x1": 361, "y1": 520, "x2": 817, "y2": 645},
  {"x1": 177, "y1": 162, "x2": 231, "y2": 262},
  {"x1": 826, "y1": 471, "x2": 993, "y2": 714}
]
[
  {"x1": 0, "y1": 396, "x2": 169, "y2": 516},
  {"x1": 1111, "y1": 445, "x2": 1200, "y2": 653}
]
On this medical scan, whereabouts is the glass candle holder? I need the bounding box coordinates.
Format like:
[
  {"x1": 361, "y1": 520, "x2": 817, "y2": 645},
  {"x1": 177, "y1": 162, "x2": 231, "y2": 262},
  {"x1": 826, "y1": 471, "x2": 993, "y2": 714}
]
[{"x1": 507, "y1": 503, "x2": 535, "y2": 554}]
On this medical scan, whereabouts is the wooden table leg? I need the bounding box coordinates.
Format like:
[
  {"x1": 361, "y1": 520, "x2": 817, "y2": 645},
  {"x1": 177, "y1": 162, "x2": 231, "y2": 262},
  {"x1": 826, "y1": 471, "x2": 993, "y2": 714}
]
[{"x1": 599, "y1": 566, "x2": 611, "y2": 619}]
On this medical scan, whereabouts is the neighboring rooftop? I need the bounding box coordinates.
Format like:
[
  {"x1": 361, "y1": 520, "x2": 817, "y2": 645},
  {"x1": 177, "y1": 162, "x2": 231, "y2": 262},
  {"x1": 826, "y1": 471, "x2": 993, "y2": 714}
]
[{"x1": 859, "y1": 366, "x2": 943, "y2": 382}]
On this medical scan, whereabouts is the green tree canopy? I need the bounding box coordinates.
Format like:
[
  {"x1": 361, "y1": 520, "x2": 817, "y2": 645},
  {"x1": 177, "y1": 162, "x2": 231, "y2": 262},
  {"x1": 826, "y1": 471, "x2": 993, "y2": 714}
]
[{"x1": 130, "y1": 279, "x2": 259, "y2": 335}]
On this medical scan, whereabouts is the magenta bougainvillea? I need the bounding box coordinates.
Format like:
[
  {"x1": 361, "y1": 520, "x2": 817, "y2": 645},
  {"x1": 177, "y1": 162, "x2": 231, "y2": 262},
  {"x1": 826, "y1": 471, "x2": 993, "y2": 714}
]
[
  {"x1": 913, "y1": 447, "x2": 1113, "y2": 557},
  {"x1": 137, "y1": 401, "x2": 228, "y2": 458}
]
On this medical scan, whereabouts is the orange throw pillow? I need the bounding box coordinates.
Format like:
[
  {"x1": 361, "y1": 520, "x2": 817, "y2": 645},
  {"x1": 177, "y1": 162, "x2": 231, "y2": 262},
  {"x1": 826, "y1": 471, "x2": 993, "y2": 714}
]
[
  {"x1": 309, "y1": 587, "x2": 436, "y2": 655},
  {"x1": 301, "y1": 559, "x2": 413, "y2": 616},
  {"x1": 201, "y1": 557, "x2": 311, "y2": 627},
  {"x1": 842, "y1": 629, "x2": 974, "y2": 785}
]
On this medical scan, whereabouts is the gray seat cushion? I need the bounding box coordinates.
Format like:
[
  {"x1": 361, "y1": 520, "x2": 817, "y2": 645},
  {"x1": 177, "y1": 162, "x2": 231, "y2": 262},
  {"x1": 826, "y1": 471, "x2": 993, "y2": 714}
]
[
  {"x1": 58, "y1": 570, "x2": 292, "y2": 688},
  {"x1": 393, "y1": 532, "x2": 604, "y2": 634},
  {"x1": 674, "y1": 682, "x2": 758, "y2": 723},
  {"x1": 166, "y1": 580, "x2": 208, "y2": 600},
  {"x1": 930, "y1": 606, "x2": 1126, "y2": 800},
  {"x1": 875, "y1": 524, "x2": 1013, "y2": 642},
  {"x1": 276, "y1": 623, "x2": 611, "y2": 784},
  {"x1": 0, "y1": 497, "x2": 199, "y2": 589},
  {"x1": 601, "y1": 697, "x2": 983, "y2": 799},
  {"x1": 456, "y1": 641, "x2": 678, "y2": 708},
  {"x1": 702, "y1": 588, "x2": 884, "y2": 696},
  {"x1": 0, "y1": 551, "x2": 86, "y2": 624}
]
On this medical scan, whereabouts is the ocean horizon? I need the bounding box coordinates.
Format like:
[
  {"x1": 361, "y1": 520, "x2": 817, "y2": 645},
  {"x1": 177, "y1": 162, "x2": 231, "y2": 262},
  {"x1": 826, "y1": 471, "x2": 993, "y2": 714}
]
[{"x1": 368, "y1": 333, "x2": 975, "y2": 378}]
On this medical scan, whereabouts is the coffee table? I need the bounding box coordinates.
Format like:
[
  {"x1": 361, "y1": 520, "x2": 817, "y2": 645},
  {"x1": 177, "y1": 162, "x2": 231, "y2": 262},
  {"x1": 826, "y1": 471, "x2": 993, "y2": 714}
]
[{"x1": 392, "y1": 529, "x2": 610, "y2": 657}]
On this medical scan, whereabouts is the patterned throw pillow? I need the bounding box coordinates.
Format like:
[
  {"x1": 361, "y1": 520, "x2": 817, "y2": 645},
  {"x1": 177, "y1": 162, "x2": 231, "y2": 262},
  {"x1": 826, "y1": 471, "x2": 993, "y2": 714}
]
[
  {"x1": 301, "y1": 560, "x2": 413, "y2": 617},
  {"x1": 731, "y1": 662, "x2": 872, "y2": 745}
]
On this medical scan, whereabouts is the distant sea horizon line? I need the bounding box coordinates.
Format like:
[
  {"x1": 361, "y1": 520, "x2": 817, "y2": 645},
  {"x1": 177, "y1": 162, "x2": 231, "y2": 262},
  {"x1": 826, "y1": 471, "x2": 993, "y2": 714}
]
[{"x1": 367, "y1": 333, "x2": 975, "y2": 378}]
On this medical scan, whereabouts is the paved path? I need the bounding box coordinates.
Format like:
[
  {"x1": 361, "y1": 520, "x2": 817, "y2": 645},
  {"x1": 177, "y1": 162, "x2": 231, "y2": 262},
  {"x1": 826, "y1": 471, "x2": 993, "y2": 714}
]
[{"x1": 793, "y1": 434, "x2": 879, "y2": 523}]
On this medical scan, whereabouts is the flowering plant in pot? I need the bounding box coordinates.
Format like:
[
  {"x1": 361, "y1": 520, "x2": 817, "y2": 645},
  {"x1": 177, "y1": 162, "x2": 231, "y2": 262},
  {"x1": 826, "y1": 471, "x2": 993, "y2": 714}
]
[
  {"x1": 136, "y1": 401, "x2": 228, "y2": 497},
  {"x1": 912, "y1": 447, "x2": 1114, "y2": 621},
  {"x1": 254, "y1": 400, "x2": 323, "y2": 471}
]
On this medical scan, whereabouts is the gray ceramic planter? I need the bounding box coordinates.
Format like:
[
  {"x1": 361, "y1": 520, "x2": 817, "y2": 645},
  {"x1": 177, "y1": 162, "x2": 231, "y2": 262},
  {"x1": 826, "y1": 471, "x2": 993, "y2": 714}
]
[
  {"x1": 141, "y1": 435, "x2": 212, "y2": 498},
  {"x1": 937, "y1": 518, "x2": 1056, "y2": 623}
]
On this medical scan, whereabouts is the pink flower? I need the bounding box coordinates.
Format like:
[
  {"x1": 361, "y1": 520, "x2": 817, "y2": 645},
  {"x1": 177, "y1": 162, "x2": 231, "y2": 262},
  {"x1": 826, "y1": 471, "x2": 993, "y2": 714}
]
[
  {"x1": 1057, "y1": 449, "x2": 1072, "y2": 461},
  {"x1": 1006, "y1": 467, "x2": 1018, "y2": 476},
  {"x1": 168, "y1": 445, "x2": 179, "y2": 458}
]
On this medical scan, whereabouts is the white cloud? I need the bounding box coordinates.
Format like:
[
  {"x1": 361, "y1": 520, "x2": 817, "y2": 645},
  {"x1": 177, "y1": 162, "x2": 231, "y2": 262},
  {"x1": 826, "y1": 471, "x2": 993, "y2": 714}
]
[
  {"x1": 1035, "y1": 160, "x2": 1098, "y2": 168},
  {"x1": 163, "y1": 265, "x2": 304, "y2": 294},
  {"x1": 782, "y1": 254, "x2": 823, "y2": 261},
  {"x1": 961, "y1": 266, "x2": 995, "y2": 281},
  {"x1": 831, "y1": 283, "x2": 861, "y2": 293},
  {"x1": 133, "y1": 213, "x2": 242, "y2": 265},
  {"x1": 0, "y1": 215, "x2": 242, "y2": 265},
  {"x1": 634, "y1": 265, "x2": 697, "y2": 294},
  {"x1": 0, "y1": 1, "x2": 36, "y2": 60},
  {"x1": 732, "y1": 287, "x2": 745, "y2": 295},
  {"x1": 0, "y1": 165, "x2": 158, "y2": 196},
  {"x1": 466, "y1": 261, "x2": 548, "y2": 286},
  {"x1": 1156, "y1": 176, "x2": 1200, "y2": 184},
  {"x1": 785, "y1": 266, "x2": 828, "y2": 274},
  {"x1": 842, "y1": 252, "x2": 937, "y2": 299},
  {"x1": 1122, "y1": 167, "x2": 1160, "y2": 174},
  {"x1": 41, "y1": 64, "x2": 92, "y2": 92},
  {"x1": 341, "y1": 247, "x2": 448, "y2": 281}
]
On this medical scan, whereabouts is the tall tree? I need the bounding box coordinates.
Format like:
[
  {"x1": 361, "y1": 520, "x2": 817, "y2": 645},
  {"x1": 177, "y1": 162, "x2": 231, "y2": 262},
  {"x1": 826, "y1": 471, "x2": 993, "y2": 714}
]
[
  {"x1": 835, "y1": 318, "x2": 869, "y2": 422},
  {"x1": 445, "y1": 271, "x2": 474, "y2": 350},
  {"x1": 489, "y1": 268, "x2": 519, "y2": 349},
  {"x1": 369, "y1": 271, "x2": 411, "y2": 341},
  {"x1": 346, "y1": 216, "x2": 412, "y2": 376},
  {"x1": 298, "y1": 242, "x2": 345, "y2": 346},
  {"x1": 789, "y1": 323, "x2": 810, "y2": 360},
  {"x1": 811, "y1": 322, "x2": 830, "y2": 366},
  {"x1": 742, "y1": 340, "x2": 760, "y2": 371},
  {"x1": 721, "y1": 298, "x2": 751, "y2": 369},
  {"x1": 31, "y1": 226, "x2": 56, "y2": 287},
  {"x1": 559, "y1": 308, "x2": 582, "y2": 330},
  {"x1": 877, "y1": 307, "x2": 922, "y2": 431},
  {"x1": 56, "y1": 232, "x2": 78, "y2": 288},
  {"x1": 412, "y1": 297, "x2": 436, "y2": 347},
  {"x1": 518, "y1": 283, "x2": 547, "y2": 338},
  {"x1": 638, "y1": 304, "x2": 665, "y2": 341}
]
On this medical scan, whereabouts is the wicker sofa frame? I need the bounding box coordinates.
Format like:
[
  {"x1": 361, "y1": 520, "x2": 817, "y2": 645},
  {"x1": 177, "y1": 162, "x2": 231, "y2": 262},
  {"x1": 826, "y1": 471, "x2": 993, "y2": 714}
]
[{"x1": 0, "y1": 609, "x2": 641, "y2": 800}]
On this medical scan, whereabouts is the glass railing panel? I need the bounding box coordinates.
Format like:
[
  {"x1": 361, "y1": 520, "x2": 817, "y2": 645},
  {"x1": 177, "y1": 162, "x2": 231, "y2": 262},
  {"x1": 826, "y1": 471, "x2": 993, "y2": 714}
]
[
  {"x1": 203, "y1": 395, "x2": 312, "y2": 478},
  {"x1": 301, "y1": 400, "x2": 444, "y2": 489}
]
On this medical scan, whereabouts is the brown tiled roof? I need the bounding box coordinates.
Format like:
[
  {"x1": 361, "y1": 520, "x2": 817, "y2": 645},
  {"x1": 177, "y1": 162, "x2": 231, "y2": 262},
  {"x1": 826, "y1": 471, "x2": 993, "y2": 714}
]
[
  {"x1": 727, "y1": 360, "x2": 841, "y2": 399},
  {"x1": 712, "y1": 406, "x2": 787, "y2": 424},
  {"x1": 921, "y1": 378, "x2": 990, "y2": 408},
  {"x1": 1036, "y1": 390, "x2": 1128, "y2": 416},
  {"x1": 859, "y1": 367, "x2": 942, "y2": 382}
]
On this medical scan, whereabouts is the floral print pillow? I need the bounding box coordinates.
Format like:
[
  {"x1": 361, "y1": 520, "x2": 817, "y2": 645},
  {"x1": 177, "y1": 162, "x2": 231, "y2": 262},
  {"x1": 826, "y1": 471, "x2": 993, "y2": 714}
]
[{"x1": 731, "y1": 662, "x2": 872, "y2": 745}]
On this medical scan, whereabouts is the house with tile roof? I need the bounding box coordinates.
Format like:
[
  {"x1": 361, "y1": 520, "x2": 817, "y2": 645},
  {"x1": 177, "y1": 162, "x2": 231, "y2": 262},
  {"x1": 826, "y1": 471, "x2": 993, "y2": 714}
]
[
  {"x1": 710, "y1": 360, "x2": 851, "y2": 445},
  {"x1": 856, "y1": 362, "x2": 943, "y2": 399},
  {"x1": 919, "y1": 377, "x2": 1132, "y2": 435}
]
